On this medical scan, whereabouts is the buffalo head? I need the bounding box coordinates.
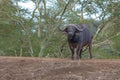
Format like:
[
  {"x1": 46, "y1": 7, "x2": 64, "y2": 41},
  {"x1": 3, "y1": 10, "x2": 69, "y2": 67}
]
[{"x1": 60, "y1": 24, "x2": 83, "y2": 40}]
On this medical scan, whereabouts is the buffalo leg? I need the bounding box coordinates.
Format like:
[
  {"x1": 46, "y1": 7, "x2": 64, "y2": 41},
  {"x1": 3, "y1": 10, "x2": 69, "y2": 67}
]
[
  {"x1": 79, "y1": 49, "x2": 82, "y2": 59},
  {"x1": 70, "y1": 46, "x2": 75, "y2": 60},
  {"x1": 88, "y1": 43, "x2": 92, "y2": 59},
  {"x1": 71, "y1": 48, "x2": 75, "y2": 60},
  {"x1": 76, "y1": 49, "x2": 79, "y2": 60},
  {"x1": 76, "y1": 44, "x2": 82, "y2": 60}
]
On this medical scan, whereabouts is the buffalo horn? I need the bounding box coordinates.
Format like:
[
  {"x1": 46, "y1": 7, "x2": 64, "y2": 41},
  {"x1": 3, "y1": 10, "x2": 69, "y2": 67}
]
[{"x1": 74, "y1": 25, "x2": 83, "y2": 31}]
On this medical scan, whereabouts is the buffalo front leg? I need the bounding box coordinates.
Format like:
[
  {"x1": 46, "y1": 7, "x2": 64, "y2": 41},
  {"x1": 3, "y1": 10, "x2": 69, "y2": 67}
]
[
  {"x1": 76, "y1": 44, "x2": 83, "y2": 60},
  {"x1": 76, "y1": 49, "x2": 82, "y2": 60},
  {"x1": 69, "y1": 46, "x2": 75, "y2": 60},
  {"x1": 70, "y1": 48, "x2": 75, "y2": 60}
]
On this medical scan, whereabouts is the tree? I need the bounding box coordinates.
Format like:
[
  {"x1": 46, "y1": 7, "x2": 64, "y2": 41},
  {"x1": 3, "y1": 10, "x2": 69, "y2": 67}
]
[{"x1": 0, "y1": 0, "x2": 19, "y2": 56}]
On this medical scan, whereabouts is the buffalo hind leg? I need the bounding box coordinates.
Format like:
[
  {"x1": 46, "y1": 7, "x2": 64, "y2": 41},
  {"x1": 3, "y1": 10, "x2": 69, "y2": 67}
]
[
  {"x1": 71, "y1": 49, "x2": 75, "y2": 60},
  {"x1": 79, "y1": 49, "x2": 82, "y2": 59},
  {"x1": 88, "y1": 43, "x2": 92, "y2": 59}
]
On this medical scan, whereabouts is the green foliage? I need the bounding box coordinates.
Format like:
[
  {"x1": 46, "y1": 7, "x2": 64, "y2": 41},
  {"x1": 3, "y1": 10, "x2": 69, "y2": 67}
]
[{"x1": 92, "y1": 47, "x2": 120, "y2": 59}]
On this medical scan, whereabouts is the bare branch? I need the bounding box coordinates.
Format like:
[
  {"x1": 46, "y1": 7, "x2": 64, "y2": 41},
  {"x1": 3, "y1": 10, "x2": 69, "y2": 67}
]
[{"x1": 56, "y1": 0, "x2": 71, "y2": 30}]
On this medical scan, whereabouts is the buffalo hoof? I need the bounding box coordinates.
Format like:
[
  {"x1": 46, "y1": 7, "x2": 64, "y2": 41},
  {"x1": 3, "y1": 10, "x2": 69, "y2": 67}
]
[
  {"x1": 89, "y1": 56, "x2": 92, "y2": 59},
  {"x1": 76, "y1": 56, "x2": 81, "y2": 60}
]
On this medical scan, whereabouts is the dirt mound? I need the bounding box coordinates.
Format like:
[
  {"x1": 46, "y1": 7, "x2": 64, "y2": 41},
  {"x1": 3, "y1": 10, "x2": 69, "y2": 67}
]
[{"x1": 0, "y1": 57, "x2": 120, "y2": 80}]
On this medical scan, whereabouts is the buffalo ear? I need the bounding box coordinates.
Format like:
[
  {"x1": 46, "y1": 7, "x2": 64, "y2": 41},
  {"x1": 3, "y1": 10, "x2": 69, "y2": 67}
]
[
  {"x1": 62, "y1": 28, "x2": 67, "y2": 33},
  {"x1": 58, "y1": 26, "x2": 67, "y2": 33}
]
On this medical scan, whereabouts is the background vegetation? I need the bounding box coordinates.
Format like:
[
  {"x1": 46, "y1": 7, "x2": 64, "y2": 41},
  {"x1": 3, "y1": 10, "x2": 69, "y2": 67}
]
[{"x1": 0, "y1": 0, "x2": 120, "y2": 59}]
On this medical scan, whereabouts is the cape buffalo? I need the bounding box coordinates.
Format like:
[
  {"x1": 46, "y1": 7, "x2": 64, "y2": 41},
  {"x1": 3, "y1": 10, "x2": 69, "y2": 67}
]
[{"x1": 60, "y1": 24, "x2": 93, "y2": 60}]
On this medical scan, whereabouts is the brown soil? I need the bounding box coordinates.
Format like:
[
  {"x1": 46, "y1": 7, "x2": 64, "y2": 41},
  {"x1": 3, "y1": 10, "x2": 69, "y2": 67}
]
[{"x1": 0, "y1": 57, "x2": 120, "y2": 80}]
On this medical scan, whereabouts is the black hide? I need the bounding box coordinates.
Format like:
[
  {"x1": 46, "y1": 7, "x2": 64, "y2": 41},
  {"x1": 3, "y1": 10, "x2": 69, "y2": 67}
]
[{"x1": 64, "y1": 24, "x2": 93, "y2": 60}]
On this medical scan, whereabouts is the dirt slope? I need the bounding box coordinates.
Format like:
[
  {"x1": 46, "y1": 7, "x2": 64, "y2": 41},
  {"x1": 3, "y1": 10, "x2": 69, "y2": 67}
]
[{"x1": 0, "y1": 57, "x2": 120, "y2": 80}]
